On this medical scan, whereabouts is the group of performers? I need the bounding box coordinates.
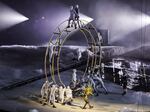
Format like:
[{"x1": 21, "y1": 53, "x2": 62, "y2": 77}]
[
  {"x1": 40, "y1": 66, "x2": 108, "y2": 109},
  {"x1": 40, "y1": 66, "x2": 129, "y2": 109},
  {"x1": 70, "y1": 68, "x2": 108, "y2": 109},
  {"x1": 40, "y1": 81, "x2": 73, "y2": 108},
  {"x1": 67, "y1": 4, "x2": 80, "y2": 29},
  {"x1": 40, "y1": 4, "x2": 130, "y2": 110}
]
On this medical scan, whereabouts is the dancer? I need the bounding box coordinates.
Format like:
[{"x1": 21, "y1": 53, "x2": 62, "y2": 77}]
[
  {"x1": 41, "y1": 81, "x2": 52, "y2": 105},
  {"x1": 71, "y1": 69, "x2": 77, "y2": 88},
  {"x1": 93, "y1": 70, "x2": 108, "y2": 94},
  {"x1": 82, "y1": 85, "x2": 93, "y2": 109},
  {"x1": 121, "y1": 70, "x2": 128, "y2": 96},
  {"x1": 64, "y1": 86, "x2": 73, "y2": 105},
  {"x1": 77, "y1": 48, "x2": 82, "y2": 61},
  {"x1": 74, "y1": 4, "x2": 80, "y2": 28},
  {"x1": 67, "y1": 6, "x2": 76, "y2": 29},
  {"x1": 49, "y1": 84, "x2": 58, "y2": 108},
  {"x1": 58, "y1": 86, "x2": 66, "y2": 104}
]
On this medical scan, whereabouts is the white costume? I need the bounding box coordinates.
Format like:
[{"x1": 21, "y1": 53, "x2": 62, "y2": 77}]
[
  {"x1": 49, "y1": 45, "x2": 54, "y2": 64},
  {"x1": 72, "y1": 69, "x2": 77, "y2": 87},
  {"x1": 65, "y1": 86, "x2": 73, "y2": 101},
  {"x1": 77, "y1": 48, "x2": 82, "y2": 61},
  {"x1": 118, "y1": 70, "x2": 123, "y2": 76},
  {"x1": 49, "y1": 85, "x2": 58, "y2": 105},
  {"x1": 41, "y1": 81, "x2": 50, "y2": 100},
  {"x1": 98, "y1": 32, "x2": 103, "y2": 42},
  {"x1": 58, "y1": 86, "x2": 66, "y2": 103},
  {"x1": 101, "y1": 63, "x2": 105, "y2": 73},
  {"x1": 93, "y1": 73, "x2": 108, "y2": 93}
]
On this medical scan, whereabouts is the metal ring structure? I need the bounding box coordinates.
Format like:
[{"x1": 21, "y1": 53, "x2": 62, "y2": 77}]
[
  {"x1": 45, "y1": 19, "x2": 99, "y2": 84},
  {"x1": 44, "y1": 20, "x2": 68, "y2": 82},
  {"x1": 79, "y1": 20, "x2": 102, "y2": 73},
  {"x1": 53, "y1": 26, "x2": 96, "y2": 85},
  {"x1": 56, "y1": 28, "x2": 96, "y2": 86},
  {"x1": 44, "y1": 19, "x2": 102, "y2": 85}
]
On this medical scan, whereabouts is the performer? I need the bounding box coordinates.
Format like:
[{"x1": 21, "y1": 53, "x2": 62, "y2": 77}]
[
  {"x1": 58, "y1": 86, "x2": 66, "y2": 104},
  {"x1": 98, "y1": 32, "x2": 103, "y2": 44},
  {"x1": 93, "y1": 71, "x2": 108, "y2": 94},
  {"x1": 71, "y1": 69, "x2": 77, "y2": 88},
  {"x1": 74, "y1": 4, "x2": 80, "y2": 28},
  {"x1": 67, "y1": 6, "x2": 76, "y2": 29},
  {"x1": 77, "y1": 48, "x2": 82, "y2": 61},
  {"x1": 64, "y1": 86, "x2": 73, "y2": 105},
  {"x1": 87, "y1": 75, "x2": 98, "y2": 96},
  {"x1": 49, "y1": 44, "x2": 59, "y2": 65},
  {"x1": 82, "y1": 85, "x2": 93, "y2": 109},
  {"x1": 41, "y1": 81, "x2": 52, "y2": 105},
  {"x1": 121, "y1": 69, "x2": 128, "y2": 96},
  {"x1": 49, "y1": 84, "x2": 58, "y2": 108},
  {"x1": 118, "y1": 69, "x2": 123, "y2": 85}
]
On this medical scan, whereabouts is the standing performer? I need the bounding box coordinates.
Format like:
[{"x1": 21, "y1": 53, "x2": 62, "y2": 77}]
[
  {"x1": 74, "y1": 4, "x2": 80, "y2": 28},
  {"x1": 98, "y1": 32, "x2": 103, "y2": 44},
  {"x1": 49, "y1": 45, "x2": 54, "y2": 64},
  {"x1": 121, "y1": 69, "x2": 128, "y2": 96},
  {"x1": 77, "y1": 48, "x2": 82, "y2": 61},
  {"x1": 67, "y1": 6, "x2": 76, "y2": 29},
  {"x1": 118, "y1": 69, "x2": 123, "y2": 85},
  {"x1": 71, "y1": 69, "x2": 77, "y2": 88},
  {"x1": 82, "y1": 85, "x2": 93, "y2": 109}
]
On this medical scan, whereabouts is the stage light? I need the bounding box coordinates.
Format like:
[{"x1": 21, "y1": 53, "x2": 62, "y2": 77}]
[
  {"x1": 0, "y1": 2, "x2": 29, "y2": 31},
  {"x1": 141, "y1": 14, "x2": 150, "y2": 26}
]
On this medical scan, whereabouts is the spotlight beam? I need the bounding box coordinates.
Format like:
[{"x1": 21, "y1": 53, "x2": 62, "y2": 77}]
[{"x1": 0, "y1": 2, "x2": 29, "y2": 31}]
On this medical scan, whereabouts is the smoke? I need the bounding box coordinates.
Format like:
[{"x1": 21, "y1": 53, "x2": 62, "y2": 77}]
[{"x1": 89, "y1": 0, "x2": 150, "y2": 47}]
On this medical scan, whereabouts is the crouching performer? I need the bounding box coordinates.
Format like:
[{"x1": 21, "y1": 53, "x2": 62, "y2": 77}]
[
  {"x1": 93, "y1": 70, "x2": 108, "y2": 94},
  {"x1": 48, "y1": 84, "x2": 58, "y2": 108},
  {"x1": 58, "y1": 86, "x2": 66, "y2": 104},
  {"x1": 64, "y1": 86, "x2": 73, "y2": 105},
  {"x1": 41, "y1": 81, "x2": 52, "y2": 105}
]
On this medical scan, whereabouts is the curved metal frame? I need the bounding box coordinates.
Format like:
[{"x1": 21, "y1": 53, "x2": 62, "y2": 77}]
[{"x1": 44, "y1": 19, "x2": 102, "y2": 85}]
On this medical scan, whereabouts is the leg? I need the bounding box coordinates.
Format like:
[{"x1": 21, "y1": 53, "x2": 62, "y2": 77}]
[
  {"x1": 51, "y1": 96, "x2": 56, "y2": 108},
  {"x1": 72, "y1": 20, "x2": 77, "y2": 29},
  {"x1": 41, "y1": 94, "x2": 44, "y2": 105},
  {"x1": 93, "y1": 83, "x2": 99, "y2": 96},
  {"x1": 76, "y1": 17, "x2": 80, "y2": 28},
  {"x1": 100, "y1": 80, "x2": 108, "y2": 94},
  {"x1": 67, "y1": 18, "x2": 71, "y2": 28},
  {"x1": 102, "y1": 83, "x2": 108, "y2": 94},
  {"x1": 83, "y1": 102, "x2": 88, "y2": 109},
  {"x1": 88, "y1": 101, "x2": 93, "y2": 109},
  {"x1": 82, "y1": 97, "x2": 88, "y2": 109},
  {"x1": 48, "y1": 95, "x2": 52, "y2": 105},
  {"x1": 122, "y1": 87, "x2": 127, "y2": 96},
  {"x1": 85, "y1": 98, "x2": 93, "y2": 109}
]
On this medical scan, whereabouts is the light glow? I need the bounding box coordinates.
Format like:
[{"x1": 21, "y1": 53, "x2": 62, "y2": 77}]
[{"x1": 0, "y1": 2, "x2": 29, "y2": 31}]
